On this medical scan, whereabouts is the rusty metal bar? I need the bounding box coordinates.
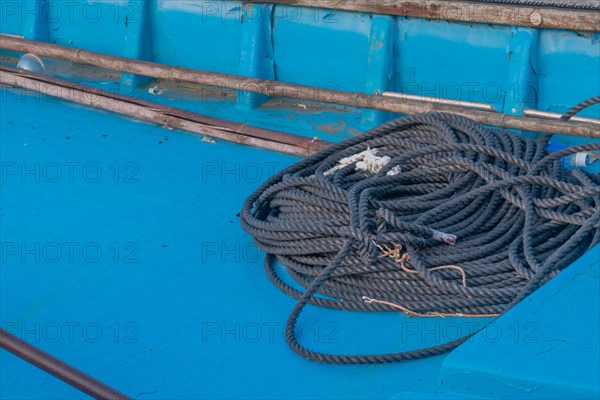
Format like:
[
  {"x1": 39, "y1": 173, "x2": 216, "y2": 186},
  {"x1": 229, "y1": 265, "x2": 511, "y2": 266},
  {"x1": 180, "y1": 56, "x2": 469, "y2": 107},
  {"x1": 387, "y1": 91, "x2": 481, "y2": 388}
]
[
  {"x1": 0, "y1": 329, "x2": 131, "y2": 399},
  {"x1": 1, "y1": 35, "x2": 598, "y2": 138},
  {"x1": 0, "y1": 66, "x2": 330, "y2": 157},
  {"x1": 245, "y1": 0, "x2": 600, "y2": 32}
]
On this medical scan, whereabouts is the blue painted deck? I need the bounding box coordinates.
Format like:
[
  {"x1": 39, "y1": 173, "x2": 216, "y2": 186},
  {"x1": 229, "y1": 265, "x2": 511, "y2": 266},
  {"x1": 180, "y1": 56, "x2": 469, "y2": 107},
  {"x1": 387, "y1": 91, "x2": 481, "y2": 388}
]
[
  {"x1": 1, "y1": 84, "x2": 599, "y2": 399},
  {"x1": 0, "y1": 89, "x2": 446, "y2": 399},
  {"x1": 1, "y1": 1, "x2": 599, "y2": 399}
]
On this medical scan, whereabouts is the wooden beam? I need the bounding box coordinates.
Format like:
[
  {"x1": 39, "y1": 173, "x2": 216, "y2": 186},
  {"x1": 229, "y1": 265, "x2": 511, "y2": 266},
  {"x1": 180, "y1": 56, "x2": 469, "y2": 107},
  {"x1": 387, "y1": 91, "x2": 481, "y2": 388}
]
[
  {"x1": 1, "y1": 35, "x2": 598, "y2": 138},
  {"x1": 245, "y1": 0, "x2": 600, "y2": 32},
  {"x1": 0, "y1": 66, "x2": 330, "y2": 157}
]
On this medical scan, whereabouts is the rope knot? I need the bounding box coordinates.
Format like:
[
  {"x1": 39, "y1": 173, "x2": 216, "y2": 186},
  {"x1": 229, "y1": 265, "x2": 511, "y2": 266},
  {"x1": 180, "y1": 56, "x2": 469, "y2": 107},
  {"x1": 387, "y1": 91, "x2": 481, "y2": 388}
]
[
  {"x1": 338, "y1": 226, "x2": 378, "y2": 264},
  {"x1": 324, "y1": 147, "x2": 401, "y2": 176}
]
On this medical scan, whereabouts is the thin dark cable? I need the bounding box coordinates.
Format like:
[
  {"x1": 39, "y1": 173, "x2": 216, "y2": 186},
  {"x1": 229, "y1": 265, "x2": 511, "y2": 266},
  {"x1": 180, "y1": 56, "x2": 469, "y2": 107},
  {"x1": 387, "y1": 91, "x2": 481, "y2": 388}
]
[
  {"x1": 460, "y1": 0, "x2": 600, "y2": 11},
  {"x1": 561, "y1": 95, "x2": 600, "y2": 121},
  {"x1": 0, "y1": 329, "x2": 131, "y2": 399},
  {"x1": 241, "y1": 112, "x2": 600, "y2": 364}
]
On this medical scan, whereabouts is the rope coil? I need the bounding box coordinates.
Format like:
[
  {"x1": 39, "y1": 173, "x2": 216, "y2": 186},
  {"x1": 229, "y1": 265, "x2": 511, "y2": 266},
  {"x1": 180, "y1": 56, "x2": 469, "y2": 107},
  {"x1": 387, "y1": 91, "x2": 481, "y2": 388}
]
[{"x1": 241, "y1": 112, "x2": 600, "y2": 364}]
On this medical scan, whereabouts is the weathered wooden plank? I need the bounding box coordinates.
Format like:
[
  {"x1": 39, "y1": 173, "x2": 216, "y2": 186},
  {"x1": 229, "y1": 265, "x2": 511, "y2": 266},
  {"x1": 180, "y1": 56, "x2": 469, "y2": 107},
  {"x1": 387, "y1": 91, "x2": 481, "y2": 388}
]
[
  {"x1": 245, "y1": 1, "x2": 600, "y2": 32},
  {"x1": 0, "y1": 66, "x2": 329, "y2": 156},
  {"x1": 2, "y1": 35, "x2": 598, "y2": 137}
]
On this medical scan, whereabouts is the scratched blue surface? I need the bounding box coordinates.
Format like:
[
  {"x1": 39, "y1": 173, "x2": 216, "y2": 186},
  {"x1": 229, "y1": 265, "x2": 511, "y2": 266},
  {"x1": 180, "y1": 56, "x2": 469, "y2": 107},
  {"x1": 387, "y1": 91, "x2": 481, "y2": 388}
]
[
  {"x1": 1, "y1": 1, "x2": 600, "y2": 399},
  {"x1": 440, "y1": 247, "x2": 600, "y2": 399},
  {"x1": 0, "y1": 89, "x2": 459, "y2": 399},
  {"x1": 1, "y1": 86, "x2": 599, "y2": 399}
]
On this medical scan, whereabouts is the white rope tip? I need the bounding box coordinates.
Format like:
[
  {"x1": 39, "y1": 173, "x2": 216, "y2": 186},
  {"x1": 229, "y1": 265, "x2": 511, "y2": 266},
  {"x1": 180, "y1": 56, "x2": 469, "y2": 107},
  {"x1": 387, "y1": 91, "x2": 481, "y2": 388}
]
[
  {"x1": 432, "y1": 229, "x2": 457, "y2": 245},
  {"x1": 361, "y1": 296, "x2": 374, "y2": 304}
]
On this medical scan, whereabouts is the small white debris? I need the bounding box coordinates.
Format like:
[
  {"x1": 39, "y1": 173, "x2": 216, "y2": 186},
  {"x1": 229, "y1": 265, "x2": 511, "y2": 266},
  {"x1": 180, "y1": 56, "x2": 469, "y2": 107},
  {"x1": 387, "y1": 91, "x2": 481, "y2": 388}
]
[
  {"x1": 386, "y1": 165, "x2": 402, "y2": 176},
  {"x1": 298, "y1": 104, "x2": 307, "y2": 110},
  {"x1": 148, "y1": 86, "x2": 164, "y2": 96},
  {"x1": 201, "y1": 136, "x2": 216, "y2": 144}
]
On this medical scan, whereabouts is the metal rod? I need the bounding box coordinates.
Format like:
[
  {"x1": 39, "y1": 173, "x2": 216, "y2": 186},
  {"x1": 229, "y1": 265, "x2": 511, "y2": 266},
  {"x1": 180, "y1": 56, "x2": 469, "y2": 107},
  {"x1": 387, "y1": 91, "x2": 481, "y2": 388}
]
[
  {"x1": 0, "y1": 329, "x2": 131, "y2": 400},
  {"x1": 382, "y1": 91, "x2": 497, "y2": 111},
  {"x1": 0, "y1": 66, "x2": 330, "y2": 157},
  {"x1": 524, "y1": 109, "x2": 600, "y2": 126},
  {"x1": 0, "y1": 35, "x2": 598, "y2": 138}
]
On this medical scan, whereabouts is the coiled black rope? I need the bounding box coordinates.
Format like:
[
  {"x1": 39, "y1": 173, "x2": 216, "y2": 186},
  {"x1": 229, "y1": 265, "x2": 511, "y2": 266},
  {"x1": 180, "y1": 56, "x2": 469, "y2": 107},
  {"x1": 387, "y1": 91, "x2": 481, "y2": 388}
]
[{"x1": 241, "y1": 112, "x2": 600, "y2": 364}]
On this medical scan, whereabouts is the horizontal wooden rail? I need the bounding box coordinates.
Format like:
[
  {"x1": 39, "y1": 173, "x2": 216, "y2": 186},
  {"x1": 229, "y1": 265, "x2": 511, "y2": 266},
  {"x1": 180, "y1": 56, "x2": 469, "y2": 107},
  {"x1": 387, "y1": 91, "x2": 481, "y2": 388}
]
[
  {"x1": 0, "y1": 66, "x2": 330, "y2": 157},
  {"x1": 246, "y1": 0, "x2": 600, "y2": 32},
  {"x1": 1, "y1": 35, "x2": 598, "y2": 138}
]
